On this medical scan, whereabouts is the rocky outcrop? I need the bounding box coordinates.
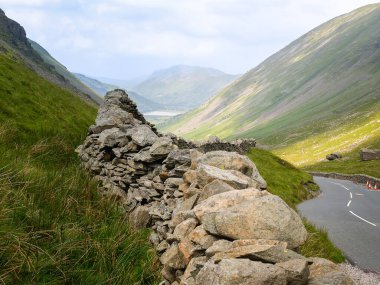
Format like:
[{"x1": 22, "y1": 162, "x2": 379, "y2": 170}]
[{"x1": 77, "y1": 90, "x2": 353, "y2": 285}]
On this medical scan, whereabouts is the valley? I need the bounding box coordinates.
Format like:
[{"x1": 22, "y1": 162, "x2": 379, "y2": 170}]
[
  {"x1": 0, "y1": 2, "x2": 379, "y2": 284},
  {"x1": 162, "y1": 4, "x2": 380, "y2": 176}
]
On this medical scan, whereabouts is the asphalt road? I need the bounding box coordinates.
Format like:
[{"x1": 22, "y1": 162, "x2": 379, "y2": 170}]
[{"x1": 298, "y1": 176, "x2": 380, "y2": 273}]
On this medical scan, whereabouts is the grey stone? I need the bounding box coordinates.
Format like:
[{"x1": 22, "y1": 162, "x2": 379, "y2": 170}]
[
  {"x1": 195, "y1": 189, "x2": 307, "y2": 249},
  {"x1": 195, "y1": 259, "x2": 287, "y2": 285},
  {"x1": 173, "y1": 218, "x2": 198, "y2": 241},
  {"x1": 307, "y1": 258, "x2": 354, "y2": 285},
  {"x1": 205, "y1": 240, "x2": 233, "y2": 257},
  {"x1": 150, "y1": 137, "x2": 177, "y2": 158},
  {"x1": 129, "y1": 205, "x2": 150, "y2": 229},
  {"x1": 196, "y1": 164, "x2": 259, "y2": 189},
  {"x1": 212, "y1": 244, "x2": 305, "y2": 263},
  {"x1": 276, "y1": 259, "x2": 309, "y2": 285},
  {"x1": 198, "y1": 179, "x2": 235, "y2": 202},
  {"x1": 160, "y1": 244, "x2": 186, "y2": 270},
  {"x1": 129, "y1": 125, "x2": 158, "y2": 147},
  {"x1": 196, "y1": 151, "x2": 267, "y2": 189}
]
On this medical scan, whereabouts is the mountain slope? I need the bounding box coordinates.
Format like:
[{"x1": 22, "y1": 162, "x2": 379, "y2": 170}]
[
  {"x1": 74, "y1": 73, "x2": 165, "y2": 112},
  {"x1": 133, "y1": 65, "x2": 238, "y2": 110},
  {"x1": 0, "y1": 8, "x2": 101, "y2": 104},
  {"x1": 29, "y1": 40, "x2": 102, "y2": 104},
  {"x1": 163, "y1": 4, "x2": 380, "y2": 167}
]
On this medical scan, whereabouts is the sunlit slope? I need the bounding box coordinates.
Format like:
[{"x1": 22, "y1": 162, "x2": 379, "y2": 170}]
[{"x1": 163, "y1": 4, "x2": 380, "y2": 150}]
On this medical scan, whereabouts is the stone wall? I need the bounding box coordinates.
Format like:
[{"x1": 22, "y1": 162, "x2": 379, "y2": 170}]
[
  {"x1": 77, "y1": 90, "x2": 353, "y2": 285},
  {"x1": 360, "y1": 149, "x2": 380, "y2": 161},
  {"x1": 309, "y1": 172, "x2": 379, "y2": 185}
]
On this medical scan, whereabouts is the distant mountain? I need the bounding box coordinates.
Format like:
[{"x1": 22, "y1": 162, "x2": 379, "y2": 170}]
[
  {"x1": 95, "y1": 75, "x2": 148, "y2": 91},
  {"x1": 74, "y1": 73, "x2": 165, "y2": 113},
  {"x1": 0, "y1": 8, "x2": 101, "y2": 104},
  {"x1": 131, "y1": 65, "x2": 239, "y2": 110},
  {"x1": 163, "y1": 4, "x2": 380, "y2": 166}
]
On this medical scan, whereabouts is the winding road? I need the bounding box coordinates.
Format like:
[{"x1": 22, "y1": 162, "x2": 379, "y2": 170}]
[{"x1": 298, "y1": 176, "x2": 380, "y2": 273}]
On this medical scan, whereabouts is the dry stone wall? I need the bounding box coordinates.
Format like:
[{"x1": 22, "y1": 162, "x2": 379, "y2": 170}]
[{"x1": 77, "y1": 90, "x2": 353, "y2": 285}]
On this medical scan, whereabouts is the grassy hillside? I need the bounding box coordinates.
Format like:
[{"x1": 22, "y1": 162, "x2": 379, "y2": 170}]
[
  {"x1": 247, "y1": 149, "x2": 344, "y2": 262},
  {"x1": 273, "y1": 101, "x2": 380, "y2": 177},
  {"x1": 162, "y1": 4, "x2": 380, "y2": 167},
  {"x1": 133, "y1": 65, "x2": 238, "y2": 110},
  {"x1": 0, "y1": 50, "x2": 158, "y2": 284}
]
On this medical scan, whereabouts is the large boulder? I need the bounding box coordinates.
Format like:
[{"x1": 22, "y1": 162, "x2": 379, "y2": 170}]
[
  {"x1": 196, "y1": 151, "x2": 267, "y2": 189},
  {"x1": 195, "y1": 189, "x2": 308, "y2": 249},
  {"x1": 195, "y1": 259, "x2": 287, "y2": 285},
  {"x1": 193, "y1": 188, "x2": 266, "y2": 221},
  {"x1": 196, "y1": 164, "x2": 259, "y2": 189}
]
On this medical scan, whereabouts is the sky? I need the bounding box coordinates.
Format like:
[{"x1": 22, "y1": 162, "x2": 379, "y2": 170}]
[{"x1": 0, "y1": 0, "x2": 378, "y2": 79}]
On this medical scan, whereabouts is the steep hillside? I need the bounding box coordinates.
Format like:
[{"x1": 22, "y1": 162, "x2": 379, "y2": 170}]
[
  {"x1": 0, "y1": 47, "x2": 158, "y2": 284},
  {"x1": 29, "y1": 40, "x2": 102, "y2": 104},
  {"x1": 74, "y1": 73, "x2": 165, "y2": 112},
  {"x1": 0, "y1": 8, "x2": 101, "y2": 104},
  {"x1": 163, "y1": 4, "x2": 380, "y2": 166},
  {"x1": 133, "y1": 65, "x2": 238, "y2": 110}
]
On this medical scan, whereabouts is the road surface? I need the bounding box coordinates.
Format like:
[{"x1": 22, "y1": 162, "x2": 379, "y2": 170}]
[{"x1": 298, "y1": 176, "x2": 380, "y2": 273}]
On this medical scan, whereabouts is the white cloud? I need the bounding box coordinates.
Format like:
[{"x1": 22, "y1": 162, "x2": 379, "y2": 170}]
[{"x1": 1, "y1": 0, "x2": 378, "y2": 78}]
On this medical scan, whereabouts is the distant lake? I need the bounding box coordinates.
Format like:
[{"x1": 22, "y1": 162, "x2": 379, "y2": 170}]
[{"x1": 144, "y1": 110, "x2": 185, "y2": 117}]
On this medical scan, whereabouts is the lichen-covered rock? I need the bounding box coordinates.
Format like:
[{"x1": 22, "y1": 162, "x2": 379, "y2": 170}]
[
  {"x1": 212, "y1": 244, "x2": 305, "y2": 263},
  {"x1": 276, "y1": 259, "x2": 309, "y2": 285},
  {"x1": 307, "y1": 258, "x2": 354, "y2": 285},
  {"x1": 195, "y1": 259, "x2": 287, "y2": 285},
  {"x1": 195, "y1": 189, "x2": 307, "y2": 249},
  {"x1": 160, "y1": 244, "x2": 186, "y2": 270},
  {"x1": 196, "y1": 164, "x2": 259, "y2": 189},
  {"x1": 198, "y1": 179, "x2": 235, "y2": 202},
  {"x1": 196, "y1": 151, "x2": 267, "y2": 189}
]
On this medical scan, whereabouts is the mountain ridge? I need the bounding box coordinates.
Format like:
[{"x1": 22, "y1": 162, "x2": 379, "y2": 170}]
[
  {"x1": 0, "y1": 8, "x2": 102, "y2": 104},
  {"x1": 132, "y1": 64, "x2": 239, "y2": 110}
]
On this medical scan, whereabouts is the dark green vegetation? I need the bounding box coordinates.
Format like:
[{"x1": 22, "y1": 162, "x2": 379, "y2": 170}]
[
  {"x1": 247, "y1": 149, "x2": 345, "y2": 262},
  {"x1": 133, "y1": 65, "x2": 238, "y2": 110},
  {"x1": 0, "y1": 51, "x2": 159, "y2": 284},
  {"x1": 74, "y1": 72, "x2": 165, "y2": 112},
  {"x1": 163, "y1": 4, "x2": 380, "y2": 173}
]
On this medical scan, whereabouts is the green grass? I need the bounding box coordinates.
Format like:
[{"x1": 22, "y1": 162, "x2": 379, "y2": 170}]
[
  {"x1": 0, "y1": 52, "x2": 159, "y2": 284},
  {"x1": 247, "y1": 148, "x2": 345, "y2": 263},
  {"x1": 272, "y1": 102, "x2": 380, "y2": 178}
]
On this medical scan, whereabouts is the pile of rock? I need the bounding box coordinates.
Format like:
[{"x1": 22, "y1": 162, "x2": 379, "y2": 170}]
[{"x1": 77, "y1": 90, "x2": 353, "y2": 285}]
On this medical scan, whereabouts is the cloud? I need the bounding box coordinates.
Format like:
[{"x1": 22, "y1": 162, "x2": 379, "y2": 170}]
[{"x1": 1, "y1": 0, "x2": 378, "y2": 78}]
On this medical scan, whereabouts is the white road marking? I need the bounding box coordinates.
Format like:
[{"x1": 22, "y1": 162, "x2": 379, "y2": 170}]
[
  {"x1": 355, "y1": 193, "x2": 364, "y2": 196},
  {"x1": 349, "y1": 211, "x2": 377, "y2": 227},
  {"x1": 347, "y1": 200, "x2": 351, "y2": 207},
  {"x1": 350, "y1": 192, "x2": 353, "y2": 199},
  {"x1": 329, "y1": 182, "x2": 350, "y2": 191}
]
